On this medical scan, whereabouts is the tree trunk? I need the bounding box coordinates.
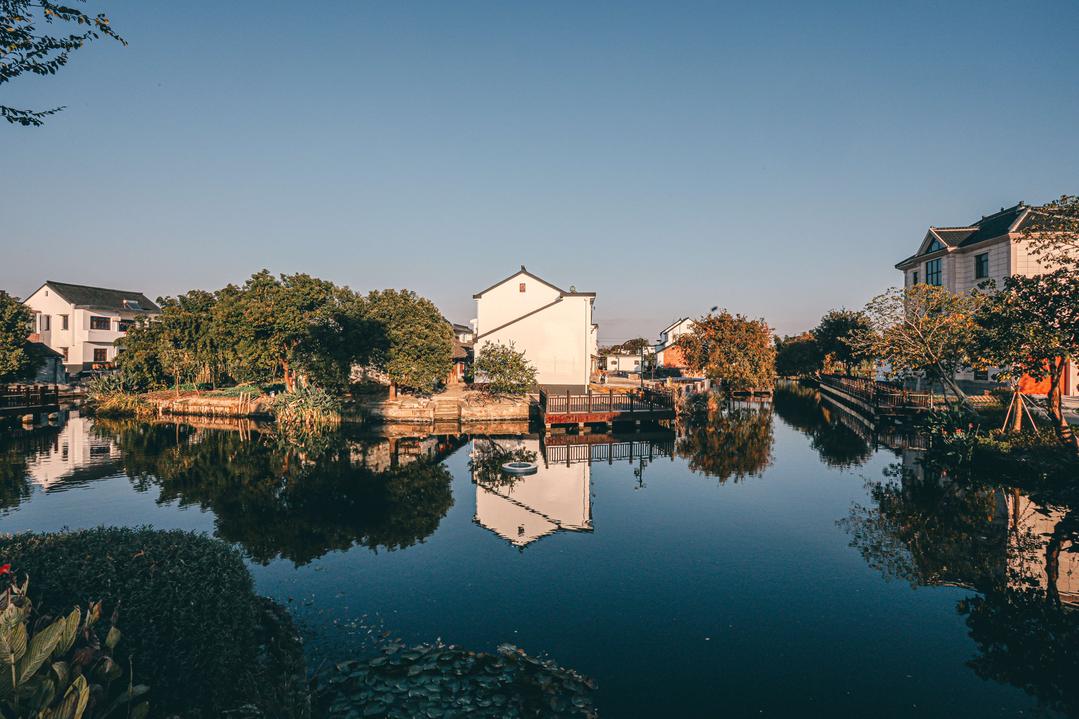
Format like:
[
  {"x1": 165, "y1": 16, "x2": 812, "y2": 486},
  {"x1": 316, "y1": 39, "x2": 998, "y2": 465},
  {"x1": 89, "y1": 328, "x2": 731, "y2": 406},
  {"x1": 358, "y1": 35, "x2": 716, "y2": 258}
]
[
  {"x1": 1045, "y1": 359, "x2": 1077, "y2": 450},
  {"x1": 282, "y1": 358, "x2": 294, "y2": 393},
  {"x1": 388, "y1": 381, "x2": 397, "y2": 400},
  {"x1": 1012, "y1": 391, "x2": 1024, "y2": 433},
  {"x1": 935, "y1": 365, "x2": 975, "y2": 412}
]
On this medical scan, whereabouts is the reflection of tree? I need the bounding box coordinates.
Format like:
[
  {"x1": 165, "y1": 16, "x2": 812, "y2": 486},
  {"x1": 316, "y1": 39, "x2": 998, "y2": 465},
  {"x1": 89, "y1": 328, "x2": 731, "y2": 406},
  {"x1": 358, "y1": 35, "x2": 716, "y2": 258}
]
[
  {"x1": 840, "y1": 466, "x2": 1006, "y2": 589},
  {"x1": 676, "y1": 397, "x2": 773, "y2": 482},
  {"x1": 843, "y1": 444, "x2": 1079, "y2": 716},
  {"x1": 97, "y1": 420, "x2": 455, "y2": 565},
  {"x1": 468, "y1": 439, "x2": 537, "y2": 488},
  {"x1": 772, "y1": 384, "x2": 872, "y2": 469}
]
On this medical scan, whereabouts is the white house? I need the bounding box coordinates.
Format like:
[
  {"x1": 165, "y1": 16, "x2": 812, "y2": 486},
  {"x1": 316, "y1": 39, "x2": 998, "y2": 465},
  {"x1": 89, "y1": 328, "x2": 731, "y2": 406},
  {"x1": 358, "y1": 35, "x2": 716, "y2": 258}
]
[
  {"x1": 23, "y1": 281, "x2": 161, "y2": 376},
  {"x1": 653, "y1": 317, "x2": 695, "y2": 370},
  {"x1": 472, "y1": 266, "x2": 598, "y2": 390},
  {"x1": 604, "y1": 352, "x2": 644, "y2": 374},
  {"x1": 895, "y1": 202, "x2": 1078, "y2": 395}
]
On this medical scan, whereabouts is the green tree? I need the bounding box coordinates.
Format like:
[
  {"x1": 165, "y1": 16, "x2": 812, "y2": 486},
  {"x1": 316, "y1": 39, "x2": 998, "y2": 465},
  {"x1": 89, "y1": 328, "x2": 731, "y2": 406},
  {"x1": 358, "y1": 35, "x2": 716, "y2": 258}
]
[
  {"x1": 850, "y1": 284, "x2": 983, "y2": 410},
  {"x1": 975, "y1": 270, "x2": 1079, "y2": 443},
  {"x1": 1, "y1": 0, "x2": 125, "y2": 126},
  {"x1": 677, "y1": 310, "x2": 776, "y2": 392},
  {"x1": 813, "y1": 309, "x2": 871, "y2": 374},
  {"x1": 0, "y1": 290, "x2": 41, "y2": 381},
  {"x1": 364, "y1": 289, "x2": 453, "y2": 396},
  {"x1": 774, "y1": 332, "x2": 823, "y2": 378},
  {"x1": 474, "y1": 341, "x2": 537, "y2": 395}
]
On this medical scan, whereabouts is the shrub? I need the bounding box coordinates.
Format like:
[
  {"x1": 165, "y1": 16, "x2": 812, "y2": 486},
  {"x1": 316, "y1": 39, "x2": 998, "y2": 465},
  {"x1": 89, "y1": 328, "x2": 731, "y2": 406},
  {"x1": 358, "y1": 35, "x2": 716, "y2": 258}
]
[
  {"x1": 473, "y1": 342, "x2": 537, "y2": 396},
  {"x1": 272, "y1": 385, "x2": 342, "y2": 430},
  {"x1": 0, "y1": 528, "x2": 263, "y2": 718}
]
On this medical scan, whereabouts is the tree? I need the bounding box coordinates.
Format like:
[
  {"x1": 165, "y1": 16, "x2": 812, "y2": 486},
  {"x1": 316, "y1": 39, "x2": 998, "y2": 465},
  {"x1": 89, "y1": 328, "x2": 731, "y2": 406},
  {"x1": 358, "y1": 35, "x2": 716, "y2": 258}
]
[
  {"x1": 364, "y1": 289, "x2": 453, "y2": 396},
  {"x1": 850, "y1": 285, "x2": 983, "y2": 410},
  {"x1": 975, "y1": 270, "x2": 1079, "y2": 443},
  {"x1": 677, "y1": 310, "x2": 776, "y2": 392},
  {"x1": 813, "y1": 309, "x2": 871, "y2": 374},
  {"x1": 473, "y1": 341, "x2": 537, "y2": 395},
  {"x1": 1018, "y1": 195, "x2": 1079, "y2": 270},
  {"x1": 1, "y1": 0, "x2": 125, "y2": 126},
  {"x1": 0, "y1": 290, "x2": 42, "y2": 381},
  {"x1": 774, "y1": 332, "x2": 823, "y2": 378}
]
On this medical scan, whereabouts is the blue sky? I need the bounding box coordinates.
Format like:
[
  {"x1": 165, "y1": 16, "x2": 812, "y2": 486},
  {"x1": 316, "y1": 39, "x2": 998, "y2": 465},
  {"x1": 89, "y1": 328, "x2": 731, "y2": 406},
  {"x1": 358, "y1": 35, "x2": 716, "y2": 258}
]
[{"x1": 3, "y1": 0, "x2": 1077, "y2": 341}]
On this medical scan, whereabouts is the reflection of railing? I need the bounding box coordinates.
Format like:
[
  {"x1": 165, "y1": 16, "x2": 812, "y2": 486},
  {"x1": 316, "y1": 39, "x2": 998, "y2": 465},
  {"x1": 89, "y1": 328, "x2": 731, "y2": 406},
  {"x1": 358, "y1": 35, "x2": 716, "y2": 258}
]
[
  {"x1": 544, "y1": 439, "x2": 675, "y2": 465},
  {"x1": 539, "y1": 387, "x2": 675, "y2": 415}
]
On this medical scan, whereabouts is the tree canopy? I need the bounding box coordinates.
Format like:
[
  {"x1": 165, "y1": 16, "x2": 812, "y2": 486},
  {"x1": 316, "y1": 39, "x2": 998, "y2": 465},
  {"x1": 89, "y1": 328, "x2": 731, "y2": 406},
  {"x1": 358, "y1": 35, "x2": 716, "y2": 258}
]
[
  {"x1": 850, "y1": 284, "x2": 983, "y2": 408},
  {"x1": 813, "y1": 309, "x2": 871, "y2": 373},
  {"x1": 1018, "y1": 195, "x2": 1079, "y2": 271},
  {"x1": 0, "y1": 290, "x2": 42, "y2": 382},
  {"x1": 473, "y1": 341, "x2": 537, "y2": 396},
  {"x1": 677, "y1": 310, "x2": 776, "y2": 392},
  {"x1": 363, "y1": 289, "x2": 454, "y2": 394},
  {"x1": 774, "y1": 332, "x2": 823, "y2": 378},
  {"x1": 1, "y1": 0, "x2": 125, "y2": 126}
]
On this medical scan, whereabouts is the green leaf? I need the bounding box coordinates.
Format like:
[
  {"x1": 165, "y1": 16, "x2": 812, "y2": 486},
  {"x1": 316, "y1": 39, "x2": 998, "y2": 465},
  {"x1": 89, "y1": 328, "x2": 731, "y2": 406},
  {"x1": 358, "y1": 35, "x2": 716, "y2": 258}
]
[
  {"x1": 16, "y1": 617, "x2": 65, "y2": 684},
  {"x1": 104, "y1": 625, "x2": 121, "y2": 651}
]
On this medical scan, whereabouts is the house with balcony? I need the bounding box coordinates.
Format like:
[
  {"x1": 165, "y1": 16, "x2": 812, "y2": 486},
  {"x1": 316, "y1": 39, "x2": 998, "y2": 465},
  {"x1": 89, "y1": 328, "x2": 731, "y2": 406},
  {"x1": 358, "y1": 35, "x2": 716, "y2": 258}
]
[
  {"x1": 22, "y1": 281, "x2": 161, "y2": 377},
  {"x1": 895, "y1": 202, "x2": 1077, "y2": 395},
  {"x1": 472, "y1": 266, "x2": 598, "y2": 391}
]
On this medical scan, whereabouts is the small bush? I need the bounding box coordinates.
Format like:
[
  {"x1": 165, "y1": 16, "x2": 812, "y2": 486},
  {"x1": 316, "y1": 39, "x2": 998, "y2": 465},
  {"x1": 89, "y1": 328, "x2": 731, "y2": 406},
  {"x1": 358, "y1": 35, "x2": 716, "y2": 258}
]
[
  {"x1": 0, "y1": 528, "x2": 262, "y2": 718},
  {"x1": 473, "y1": 342, "x2": 537, "y2": 396}
]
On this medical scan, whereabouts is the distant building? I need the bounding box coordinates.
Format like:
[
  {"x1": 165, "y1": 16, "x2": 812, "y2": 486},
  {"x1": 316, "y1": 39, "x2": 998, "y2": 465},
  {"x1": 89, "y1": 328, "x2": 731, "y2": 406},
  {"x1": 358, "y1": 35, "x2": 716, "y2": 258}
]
[
  {"x1": 895, "y1": 202, "x2": 1078, "y2": 395},
  {"x1": 653, "y1": 317, "x2": 695, "y2": 370},
  {"x1": 23, "y1": 281, "x2": 161, "y2": 376},
  {"x1": 472, "y1": 266, "x2": 598, "y2": 391},
  {"x1": 604, "y1": 352, "x2": 645, "y2": 374},
  {"x1": 451, "y1": 322, "x2": 475, "y2": 345}
]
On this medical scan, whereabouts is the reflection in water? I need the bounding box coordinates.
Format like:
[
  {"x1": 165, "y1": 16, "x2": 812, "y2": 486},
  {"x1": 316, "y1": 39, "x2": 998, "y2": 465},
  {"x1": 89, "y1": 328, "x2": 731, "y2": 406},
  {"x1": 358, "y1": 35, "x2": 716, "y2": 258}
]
[
  {"x1": 676, "y1": 396, "x2": 774, "y2": 482},
  {"x1": 471, "y1": 437, "x2": 592, "y2": 548},
  {"x1": 842, "y1": 446, "x2": 1079, "y2": 716},
  {"x1": 98, "y1": 420, "x2": 460, "y2": 565},
  {"x1": 773, "y1": 383, "x2": 874, "y2": 468}
]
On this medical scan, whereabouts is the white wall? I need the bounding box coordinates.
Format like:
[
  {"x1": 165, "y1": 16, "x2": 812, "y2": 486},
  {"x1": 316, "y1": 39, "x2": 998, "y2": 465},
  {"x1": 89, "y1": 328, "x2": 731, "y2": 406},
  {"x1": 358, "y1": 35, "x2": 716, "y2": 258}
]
[{"x1": 475, "y1": 271, "x2": 594, "y2": 387}]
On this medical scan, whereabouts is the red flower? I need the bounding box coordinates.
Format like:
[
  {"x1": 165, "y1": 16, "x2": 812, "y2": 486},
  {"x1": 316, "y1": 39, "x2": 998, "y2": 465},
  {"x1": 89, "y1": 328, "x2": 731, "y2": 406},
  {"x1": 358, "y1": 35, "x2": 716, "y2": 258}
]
[{"x1": 0, "y1": 564, "x2": 10, "y2": 576}]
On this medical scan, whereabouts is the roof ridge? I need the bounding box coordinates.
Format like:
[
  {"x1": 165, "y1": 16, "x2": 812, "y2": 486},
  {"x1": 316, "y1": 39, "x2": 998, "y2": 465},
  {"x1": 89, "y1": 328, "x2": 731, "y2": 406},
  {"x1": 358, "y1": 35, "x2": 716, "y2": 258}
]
[{"x1": 47, "y1": 279, "x2": 148, "y2": 296}]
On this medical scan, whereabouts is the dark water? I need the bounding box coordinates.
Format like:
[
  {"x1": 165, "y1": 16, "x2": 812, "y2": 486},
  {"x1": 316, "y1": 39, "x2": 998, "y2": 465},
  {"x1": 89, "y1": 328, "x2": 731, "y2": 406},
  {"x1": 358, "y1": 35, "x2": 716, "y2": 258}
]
[{"x1": 1, "y1": 386, "x2": 1076, "y2": 718}]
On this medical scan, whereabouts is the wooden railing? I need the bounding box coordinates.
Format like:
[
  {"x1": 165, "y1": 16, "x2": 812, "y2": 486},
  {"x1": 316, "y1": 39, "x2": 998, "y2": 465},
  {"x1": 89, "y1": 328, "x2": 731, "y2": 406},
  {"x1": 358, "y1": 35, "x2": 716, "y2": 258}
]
[
  {"x1": 544, "y1": 439, "x2": 676, "y2": 465},
  {"x1": 0, "y1": 384, "x2": 60, "y2": 413},
  {"x1": 539, "y1": 387, "x2": 675, "y2": 415},
  {"x1": 819, "y1": 375, "x2": 936, "y2": 411}
]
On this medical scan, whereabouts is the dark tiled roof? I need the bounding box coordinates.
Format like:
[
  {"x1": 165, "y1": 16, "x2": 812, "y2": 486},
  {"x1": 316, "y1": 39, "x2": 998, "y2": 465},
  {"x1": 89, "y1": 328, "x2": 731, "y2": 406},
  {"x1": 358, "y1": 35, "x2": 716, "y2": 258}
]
[
  {"x1": 955, "y1": 204, "x2": 1030, "y2": 247},
  {"x1": 43, "y1": 281, "x2": 161, "y2": 313},
  {"x1": 933, "y1": 228, "x2": 976, "y2": 245}
]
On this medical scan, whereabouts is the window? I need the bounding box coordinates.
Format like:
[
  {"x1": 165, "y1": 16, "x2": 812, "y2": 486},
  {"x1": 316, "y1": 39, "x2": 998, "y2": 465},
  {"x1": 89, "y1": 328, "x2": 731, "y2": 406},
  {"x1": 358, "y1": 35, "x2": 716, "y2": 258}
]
[
  {"x1": 910, "y1": 271, "x2": 919, "y2": 286},
  {"x1": 926, "y1": 239, "x2": 943, "y2": 253},
  {"x1": 60, "y1": 347, "x2": 68, "y2": 361},
  {"x1": 60, "y1": 314, "x2": 68, "y2": 330},
  {"x1": 519, "y1": 283, "x2": 526, "y2": 293},
  {"x1": 975, "y1": 252, "x2": 989, "y2": 280},
  {"x1": 974, "y1": 369, "x2": 988, "y2": 381},
  {"x1": 118, "y1": 320, "x2": 134, "y2": 333},
  {"x1": 40, "y1": 315, "x2": 50, "y2": 331},
  {"x1": 90, "y1": 316, "x2": 111, "y2": 330},
  {"x1": 93, "y1": 348, "x2": 108, "y2": 363},
  {"x1": 925, "y1": 258, "x2": 942, "y2": 286}
]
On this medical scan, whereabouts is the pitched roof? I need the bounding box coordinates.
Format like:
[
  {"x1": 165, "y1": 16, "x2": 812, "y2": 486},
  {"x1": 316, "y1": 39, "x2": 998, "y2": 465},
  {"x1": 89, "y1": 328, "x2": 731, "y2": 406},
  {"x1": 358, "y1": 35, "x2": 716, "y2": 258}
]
[
  {"x1": 473, "y1": 266, "x2": 595, "y2": 299},
  {"x1": 899, "y1": 203, "x2": 1032, "y2": 268},
  {"x1": 27, "y1": 341, "x2": 63, "y2": 358},
  {"x1": 38, "y1": 281, "x2": 161, "y2": 313}
]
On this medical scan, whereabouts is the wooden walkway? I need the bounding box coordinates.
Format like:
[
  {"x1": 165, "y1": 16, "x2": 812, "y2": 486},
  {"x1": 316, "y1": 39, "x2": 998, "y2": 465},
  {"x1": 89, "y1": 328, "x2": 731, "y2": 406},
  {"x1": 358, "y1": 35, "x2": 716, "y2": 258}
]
[
  {"x1": 538, "y1": 387, "x2": 675, "y2": 430},
  {"x1": 0, "y1": 384, "x2": 60, "y2": 418}
]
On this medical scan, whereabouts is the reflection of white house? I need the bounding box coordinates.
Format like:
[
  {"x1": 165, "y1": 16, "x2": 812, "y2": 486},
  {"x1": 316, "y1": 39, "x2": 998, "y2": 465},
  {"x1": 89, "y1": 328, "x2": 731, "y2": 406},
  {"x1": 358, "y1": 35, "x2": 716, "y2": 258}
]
[
  {"x1": 471, "y1": 438, "x2": 592, "y2": 548},
  {"x1": 472, "y1": 267, "x2": 598, "y2": 390},
  {"x1": 24, "y1": 414, "x2": 122, "y2": 490},
  {"x1": 1007, "y1": 492, "x2": 1079, "y2": 605},
  {"x1": 23, "y1": 281, "x2": 161, "y2": 376}
]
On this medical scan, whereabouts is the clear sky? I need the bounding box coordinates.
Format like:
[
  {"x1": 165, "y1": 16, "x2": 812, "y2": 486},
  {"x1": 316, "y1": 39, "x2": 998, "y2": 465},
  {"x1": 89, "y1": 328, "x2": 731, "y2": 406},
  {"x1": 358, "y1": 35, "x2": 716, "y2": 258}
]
[{"x1": 3, "y1": 0, "x2": 1077, "y2": 342}]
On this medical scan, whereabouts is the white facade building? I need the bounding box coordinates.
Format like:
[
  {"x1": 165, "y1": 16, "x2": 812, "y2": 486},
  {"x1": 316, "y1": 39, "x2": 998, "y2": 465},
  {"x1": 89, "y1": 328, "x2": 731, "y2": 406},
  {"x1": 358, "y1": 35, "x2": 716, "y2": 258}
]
[
  {"x1": 472, "y1": 266, "x2": 597, "y2": 390},
  {"x1": 22, "y1": 281, "x2": 161, "y2": 376},
  {"x1": 654, "y1": 317, "x2": 695, "y2": 369},
  {"x1": 604, "y1": 352, "x2": 644, "y2": 374},
  {"x1": 895, "y1": 202, "x2": 1078, "y2": 395}
]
